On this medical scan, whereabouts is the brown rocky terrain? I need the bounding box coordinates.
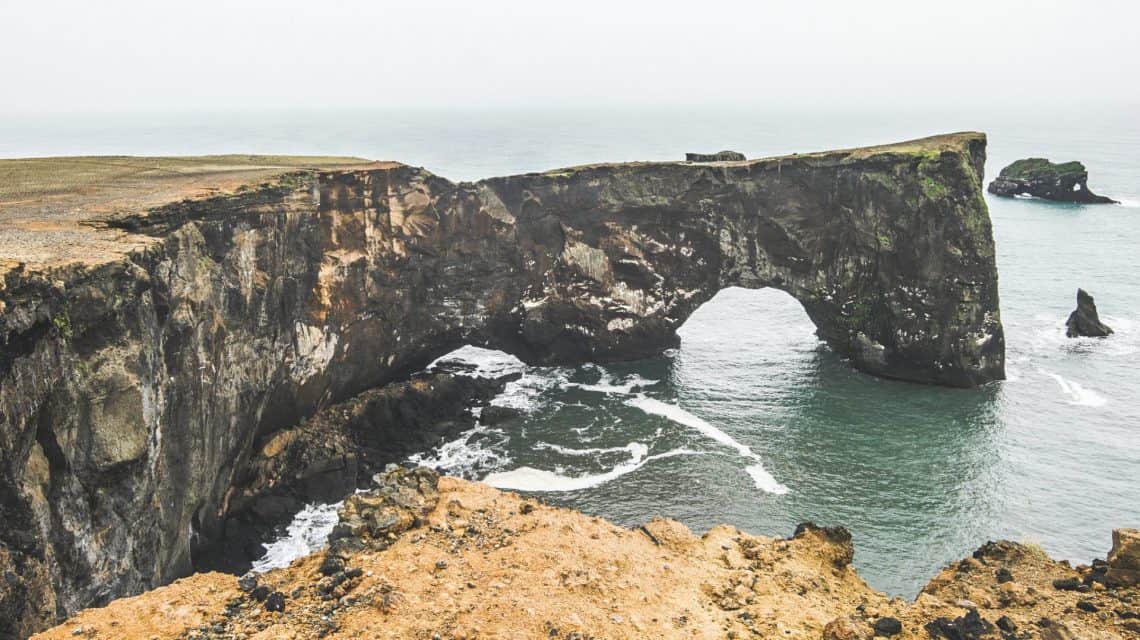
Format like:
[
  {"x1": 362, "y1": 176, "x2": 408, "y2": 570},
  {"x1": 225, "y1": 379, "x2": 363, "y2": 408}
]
[{"x1": 32, "y1": 468, "x2": 1140, "y2": 640}]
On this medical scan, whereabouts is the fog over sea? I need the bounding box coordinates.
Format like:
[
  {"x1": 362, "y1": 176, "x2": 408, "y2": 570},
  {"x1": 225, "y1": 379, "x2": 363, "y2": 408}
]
[{"x1": 5, "y1": 103, "x2": 1137, "y2": 596}]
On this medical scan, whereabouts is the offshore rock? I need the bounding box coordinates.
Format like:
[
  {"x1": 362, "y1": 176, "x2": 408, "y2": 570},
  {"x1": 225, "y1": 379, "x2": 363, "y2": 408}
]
[
  {"x1": 1066, "y1": 288, "x2": 1113, "y2": 338},
  {"x1": 0, "y1": 133, "x2": 1004, "y2": 635},
  {"x1": 685, "y1": 150, "x2": 746, "y2": 162},
  {"x1": 987, "y1": 158, "x2": 1118, "y2": 203}
]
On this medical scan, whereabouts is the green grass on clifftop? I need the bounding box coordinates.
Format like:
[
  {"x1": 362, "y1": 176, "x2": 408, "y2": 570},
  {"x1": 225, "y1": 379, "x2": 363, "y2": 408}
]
[{"x1": 999, "y1": 158, "x2": 1085, "y2": 180}]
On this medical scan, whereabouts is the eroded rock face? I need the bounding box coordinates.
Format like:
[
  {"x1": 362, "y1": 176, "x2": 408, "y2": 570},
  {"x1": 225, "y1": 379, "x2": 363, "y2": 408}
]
[
  {"x1": 0, "y1": 132, "x2": 1004, "y2": 635},
  {"x1": 987, "y1": 158, "x2": 1118, "y2": 204},
  {"x1": 1066, "y1": 289, "x2": 1114, "y2": 338}
]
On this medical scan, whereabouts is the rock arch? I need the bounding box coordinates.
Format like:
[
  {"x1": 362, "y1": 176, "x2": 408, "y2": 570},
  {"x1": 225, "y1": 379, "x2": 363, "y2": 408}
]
[{"x1": 467, "y1": 132, "x2": 1004, "y2": 387}]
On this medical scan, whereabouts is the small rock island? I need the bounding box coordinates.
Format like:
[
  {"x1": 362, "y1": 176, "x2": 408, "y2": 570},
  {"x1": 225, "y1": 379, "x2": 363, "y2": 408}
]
[
  {"x1": 1067, "y1": 288, "x2": 1114, "y2": 338},
  {"x1": 988, "y1": 158, "x2": 1118, "y2": 203}
]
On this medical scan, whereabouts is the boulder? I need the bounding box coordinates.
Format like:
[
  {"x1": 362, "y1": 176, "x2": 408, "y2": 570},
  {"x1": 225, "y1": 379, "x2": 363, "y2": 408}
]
[
  {"x1": 823, "y1": 616, "x2": 873, "y2": 640},
  {"x1": 1107, "y1": 528, "x2": 1140, "y2": 586},
  {"x1": 987, "y1": 158, "x2": 1117, "y2": 203},
  {"x1": 1066, "y1": 289, "x2": 1113, "y2": 338},
  {"x1": 685, "y1": 150, "x2": 746, "y2": 162}
]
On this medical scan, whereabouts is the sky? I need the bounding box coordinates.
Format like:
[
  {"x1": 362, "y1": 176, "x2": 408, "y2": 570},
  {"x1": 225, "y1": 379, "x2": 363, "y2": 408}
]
[{"x1": 1, "y1": 0, "x2": 1138, "y2": 113}]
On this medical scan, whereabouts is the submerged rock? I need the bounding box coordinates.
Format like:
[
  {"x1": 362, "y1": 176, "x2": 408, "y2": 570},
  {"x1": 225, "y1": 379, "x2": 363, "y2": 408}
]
[
  {"x1": 685, "y1": 150, "x2": 746, "y2": 162},
  {"x1": 987, "y1": 158, "x2": 1118, "y2": 203},
  {"x1": 1065, "y1": 289, "x2": 1113, "y2": 338}
]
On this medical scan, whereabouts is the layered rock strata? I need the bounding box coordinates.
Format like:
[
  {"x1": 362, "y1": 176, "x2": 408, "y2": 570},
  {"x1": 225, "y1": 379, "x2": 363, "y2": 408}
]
[{"x1": 1, "y1": 133, "x2": 1004, "y2": 636}]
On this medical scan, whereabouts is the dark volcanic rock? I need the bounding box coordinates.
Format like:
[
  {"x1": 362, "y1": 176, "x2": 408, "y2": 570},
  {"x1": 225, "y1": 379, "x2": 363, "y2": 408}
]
[
  {"x1": 0, "y1": 133, "x2": 1005, "y2": 635},
  {"x1": 924, "y1": 610, "x2": 994, "y2": 640},
  {"x1": 987, "y1": 158, "x2": 1118, "y2": 203},
  {"x1": 1066, "y1": 289, "x2": 1114, "y2": 338},
  {"x1": 872, "y1": 616, "x2": 902, "y2": 636},
  {"x1": 685, "y1": 150, "x2": 746, "y2": 162}
]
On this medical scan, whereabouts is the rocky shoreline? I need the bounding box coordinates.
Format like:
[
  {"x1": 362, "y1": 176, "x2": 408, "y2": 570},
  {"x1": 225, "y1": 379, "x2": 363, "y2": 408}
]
[{"x1": 32, "y1": 467, "x2": 1140, "y2": 640}]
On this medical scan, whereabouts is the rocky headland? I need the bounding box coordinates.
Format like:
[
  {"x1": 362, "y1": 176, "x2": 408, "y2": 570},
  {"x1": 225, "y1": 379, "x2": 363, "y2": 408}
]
[
  {"x1": 1, "y1": 133, "x2": 1006, "y2": 636},
  {"x1": 31, "y1": 467, "x2": 1140, "y2": 640},
  {"x1": 987, "y1": 158, "x2": 1118, "y2": 204}
]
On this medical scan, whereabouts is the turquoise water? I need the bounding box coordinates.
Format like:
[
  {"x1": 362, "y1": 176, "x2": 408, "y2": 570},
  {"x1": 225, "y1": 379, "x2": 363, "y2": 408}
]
[{"x1": 3, "y1": 105, "x2": 1138, "y2": 596}]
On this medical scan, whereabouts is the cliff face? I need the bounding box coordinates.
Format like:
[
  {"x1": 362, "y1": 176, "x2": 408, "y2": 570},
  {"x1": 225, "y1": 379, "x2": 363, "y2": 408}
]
[{"x1": 0, "y1": 133, "x2": 1004, "y2": 637}]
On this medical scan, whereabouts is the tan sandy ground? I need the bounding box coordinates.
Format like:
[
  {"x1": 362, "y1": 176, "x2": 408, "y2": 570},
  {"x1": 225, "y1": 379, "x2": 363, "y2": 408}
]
[
  {"x1": 32, "y1": 476, "x2": 1140, "y2": 640},
  {"x1": 0, "y1": 155, "x2": 375, "y2": 276}
]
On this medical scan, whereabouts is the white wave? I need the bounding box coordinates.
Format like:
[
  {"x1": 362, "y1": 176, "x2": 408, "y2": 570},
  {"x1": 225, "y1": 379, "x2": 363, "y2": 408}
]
[
  {"x1": 491, "y1": 368, "x2": 570, "y2": 412},
  {"x1": 563, "y1": 371, "x2": 660, "y2": 395},
  {"x1": 407, "y1": 425, "x2": 510, "y2": 477},
  {"x1": 483, "y1": 443, "x2": 698, "y2": 492},
  {"x1": 250, "y1": 501, "x2": 343, "y2": 573},
  {"x1": 745, "y1": 464, "x2": 789, "y2": 495},
  {"x1": 534, "y1": 441, "x2": 638, "y2": 457},
  {"x1": 1037, "y1": 369, "x2": 1108, "y2": 407},
  {"x1": 625, "y1": 395, "x2": 788, "y2": 494},
  {"x1": 1114, "y1": 197, "x2": 1140, "y2": 208},
  {"x1": 428, "y1": 345, "x2": 527, "y2": 379}
]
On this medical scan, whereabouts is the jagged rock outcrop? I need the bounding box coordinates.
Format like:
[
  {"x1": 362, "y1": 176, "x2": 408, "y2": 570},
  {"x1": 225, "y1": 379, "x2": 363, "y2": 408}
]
[
  {"x1": 988, "y1": 158, "x2": 1118, "y2": 203},
  {"x1": 0, "y1": 133, "x2": 1004, "y2": 636},
  {"x1": 1066, "y1": 289, "x2": 1114, "y2": 338},
  {"x1": 685, "y1": 150, "x2": 746, "y2": 162},
  {"x1": 30, "y1": 469, "x2": 1140, "y2": 640}
]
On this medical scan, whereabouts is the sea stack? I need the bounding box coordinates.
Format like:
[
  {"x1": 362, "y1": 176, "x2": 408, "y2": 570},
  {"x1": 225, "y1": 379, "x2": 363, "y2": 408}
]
[
  {"x1": 685, "y1": 150, "x2": 746, "y2": 162},
  {"x1": 1066, "y1": 289, "x2": 1114, "y2": 338},
  {"x1": 988, "y1": 158, "x2": 1118, "y2": 203}
]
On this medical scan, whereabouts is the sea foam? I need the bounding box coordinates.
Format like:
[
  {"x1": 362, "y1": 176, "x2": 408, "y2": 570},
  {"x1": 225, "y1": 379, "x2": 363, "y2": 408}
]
[
  {"x1": 482, "y1": 443, "x2": 698, "y2": 492},
  {"x1": 250, "y1": 501, "x2": 343, "y2": 573},
  {"x1": 1038, "y1": 369, "x2": 1108, "y2": 407},
  {"x1": 625, "y1": 395, "x2": 788, "y2": 494}
]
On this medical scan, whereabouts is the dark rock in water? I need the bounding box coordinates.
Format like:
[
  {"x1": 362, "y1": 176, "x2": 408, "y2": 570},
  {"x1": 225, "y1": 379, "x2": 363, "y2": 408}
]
[
  {"x1": 1066, "y1": 289, "x2": 1114, "y2": 338},
  {"x1": 987, "y1": 158, "x2": 1118, "y2": 203},
  {"x1": 873, "y1": 616, "x2": 903, "y2": 636},
  {"x1": 924, "y1": 609, "x2": 994, "y2": 640},
  {"x1": 685, "y1": 150, "x2": 746, "y2": 162},
  {"x1": 479, "y1": 404, "x2": 522, "y2": 426},
  {"x1": 264, "y1": 591, "x2": 286, "y2": 612}
]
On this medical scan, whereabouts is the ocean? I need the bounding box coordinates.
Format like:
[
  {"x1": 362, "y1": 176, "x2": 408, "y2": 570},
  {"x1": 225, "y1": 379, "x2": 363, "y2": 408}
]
[{"x1": 3, "y1": 103, "x2": 1137, "y2": 596}]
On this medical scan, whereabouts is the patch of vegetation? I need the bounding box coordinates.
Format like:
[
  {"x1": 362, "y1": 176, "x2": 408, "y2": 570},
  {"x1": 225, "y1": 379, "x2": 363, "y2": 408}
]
[
  {"x1": 53, "y1": 311, "x2": 72, "y2": 341},
  {"x1": 999, "y1": 158, "x2": 1085, "y2": 180},
  {"x1": 921, "y1": 176, "x2": 949, "y2": 199}
]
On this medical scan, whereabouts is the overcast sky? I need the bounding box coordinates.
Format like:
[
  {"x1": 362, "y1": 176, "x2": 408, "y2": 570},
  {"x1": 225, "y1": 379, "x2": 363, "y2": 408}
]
[{"x1": 2, "y1": 0, "x2": 1137, "y2": 113}]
